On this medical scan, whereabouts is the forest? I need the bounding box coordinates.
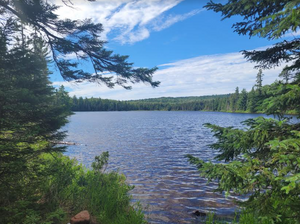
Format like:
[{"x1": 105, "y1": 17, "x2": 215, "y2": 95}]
[{"x1": 70, "y1": 70, "x2": 279, "y2": 113}]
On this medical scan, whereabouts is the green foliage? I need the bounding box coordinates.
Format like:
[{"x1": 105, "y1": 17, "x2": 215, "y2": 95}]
[
  {"x1": 92, "y1": 151, "x2": 109, "y2": 173},
  {"x1": 43, "y1": 154, "x2": 145, "y2": 224},
  {"x1": 186, "y1": 1, "x2": 300, "y2": 223},
  {"x1": 0, "y1": 20, "x2": 145, "y2": 223},
  {"x1": 237, "y1": 88, "x2": 248, "y2": 111},
  {"x1": 279, "y1": 66, "x2": 293, "y2": 83},
  {"x1": 204, "y1": 210, "x2": 282, "y2": 224},
  {"x1": 0, "y1": 30, "x2": 71, "y2": 210},
  {"x1": 55, "y1": 85, "x2": 73, "y2": 113},
  {"x1": 205, "y1": 0, "x2": 299, "y2": 39},
  {"x1": 0, "y1": 152, "x2": 145, "y2": 224},
  {"x1": 255, "y1": 69, "x2": 264, "y2": 95}
]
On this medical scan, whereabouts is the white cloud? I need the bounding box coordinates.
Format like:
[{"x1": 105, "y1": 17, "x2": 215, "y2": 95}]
[
  {"x1": 115, "y1": 26, "x2": 150, "y2": 44},
  {"x1": 152, "y1": 9, "x2": 204, "y2": 31},
  {"x1": 51, "y1": 0, "x2": 201, "y2": 44},
  {"x1": 53, "y1": 48, "x2": 287, "y2": 100},
  {"x1": 283, "y1": 30, "x2": 300, "y2": 38}
]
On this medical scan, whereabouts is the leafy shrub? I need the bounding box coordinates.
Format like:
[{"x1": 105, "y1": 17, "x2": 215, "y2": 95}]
[{"x1": 0, "y1": 152, "x2": 145, "y2": 224}]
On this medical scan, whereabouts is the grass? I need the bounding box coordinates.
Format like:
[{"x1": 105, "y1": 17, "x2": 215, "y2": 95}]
[
  {"x1": 0, "y1": 152, "x2": 146, "y2": 224},
  {"x1": 204, "y1": 211, "x2": 298, "y2": 224}
]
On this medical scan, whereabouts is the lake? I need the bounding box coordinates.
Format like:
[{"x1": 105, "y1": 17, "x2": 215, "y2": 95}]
[{"x1": 63, "y1": 111, "x2": 273, "y2": 223}]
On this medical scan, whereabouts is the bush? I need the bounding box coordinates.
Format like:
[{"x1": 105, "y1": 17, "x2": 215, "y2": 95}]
[{"x1": 0, "y1": 152, "x2": 145, "y2": 224}]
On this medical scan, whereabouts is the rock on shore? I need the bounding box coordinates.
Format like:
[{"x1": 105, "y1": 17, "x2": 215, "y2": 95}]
[{"x1": 70, "y1": 210, "x2": 90, "y2": 224}]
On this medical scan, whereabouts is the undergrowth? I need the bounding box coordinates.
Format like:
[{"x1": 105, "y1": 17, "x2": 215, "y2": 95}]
[{"x1": 0, "y1": 152, "x2": 146, "y2": 224}]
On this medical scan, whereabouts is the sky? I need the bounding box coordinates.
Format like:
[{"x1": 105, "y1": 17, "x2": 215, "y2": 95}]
[{"x1": 50, "y1": 0, "x2": 297, "y2": 100}]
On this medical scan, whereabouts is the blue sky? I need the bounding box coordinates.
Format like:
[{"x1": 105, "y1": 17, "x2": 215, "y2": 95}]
[{"x1": 51, "y1": 0, "x2": 297, "y2": 100}]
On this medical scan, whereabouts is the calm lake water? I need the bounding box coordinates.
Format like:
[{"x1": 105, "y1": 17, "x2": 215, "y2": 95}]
[{"x1": 63, "y1": 111, "x2": 276, "y2": 223}]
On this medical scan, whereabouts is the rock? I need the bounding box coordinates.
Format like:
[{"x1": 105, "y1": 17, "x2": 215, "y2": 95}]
[
  {"x1": 70, "y1": 210, "x2": 90, "y2": 224},
  {"x1": 192, "y1": 210, "x2": 206, "y2": 217}
]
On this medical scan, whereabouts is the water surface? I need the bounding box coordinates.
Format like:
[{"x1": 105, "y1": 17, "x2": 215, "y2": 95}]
[{"x1": 63, "y1": 111, "x2": 276, "y2": 223}]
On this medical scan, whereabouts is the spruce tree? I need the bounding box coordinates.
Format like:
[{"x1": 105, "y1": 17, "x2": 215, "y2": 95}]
[
  {"x1": 0, "y1": 27, "x2": 72, "y2": 221},
  {"x1": 279, "y1": 65, "x2": 293, "y2": 83},
  {"x1": 237, "y1": 88, "x2": 248, "y2": 111},
  {"x1": 255, "y1": 69, "x2": 264, "y2": 96},
  {"x1": 188, "y1": 1, "x2": 300, "y2": 223},
  {"x1": 246, "y1": 87, "x2": 257, "y2": 113}
]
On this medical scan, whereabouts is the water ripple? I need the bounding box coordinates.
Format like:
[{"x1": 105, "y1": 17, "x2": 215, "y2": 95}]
[{"x1": 63, "y1": 111, "x2": 277, "y2": 223}]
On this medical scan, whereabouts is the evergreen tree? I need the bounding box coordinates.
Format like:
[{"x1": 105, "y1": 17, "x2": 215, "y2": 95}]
[
  {"x1": 188, "y1": 1, "x2": 300, "y2": 223},
  {"x1": 247, "y1": 87, "x2": 257, "y2": 113},
  {"x1": 0, "y1": 23, "x2": 73, "y2": 221},
  {"x1": 55, "y1": 85, "x2": 73, "y2": 112},
  {"x1": 229, "y1": 87, "x2": 239, "y2": 111},
  {"x1": 0, "y1": 10, "x2": 147, "y2": 223},
  {"x1": 255, "y1": 69, "x2": 264, "y2": 95},
  {"x1": 237, "y1": 88, "x2": 248, "y2": 111},
  {"x1": 279, "y1": 65, "x2": 293, "y2": 83}
]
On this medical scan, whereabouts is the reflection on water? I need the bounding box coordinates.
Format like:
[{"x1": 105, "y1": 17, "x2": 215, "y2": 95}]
[{"x1": 63, "y1": 111, "x2": 275, "y2": 223}]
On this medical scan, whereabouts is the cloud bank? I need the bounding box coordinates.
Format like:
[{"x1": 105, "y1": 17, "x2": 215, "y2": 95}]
[
  {"x1": 53, "y1": 49, "x2": 286, "y2": 100},
  {"x1": 52, "y1": 0, "x2": 202, "y2": 44}
]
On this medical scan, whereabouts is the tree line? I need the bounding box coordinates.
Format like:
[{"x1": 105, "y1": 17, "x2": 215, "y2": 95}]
[{"x1": 69, "y1": 69, "x2": 277, "y2": 114}]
